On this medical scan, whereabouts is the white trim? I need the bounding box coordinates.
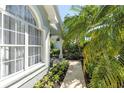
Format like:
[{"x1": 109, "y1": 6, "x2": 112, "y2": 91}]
[
  {"x1": 1, "y1": 12, "x2": 4, "y2": 78},
  {"x1": 3, "y1": 28, "x2": 25, "y2": 35},
  {"x1": 2, "y1": 58, "x2": 24, "y2": 63},
  {"x1": 0, "y1": 6, "x2": 44, "y2": 80},
  {"x1": 9, "y1": 65, "x2": 48, "y2": 88},
  {"x1": 25, "y1": 24, "x2": 28, "y2": 69},
  {"x1": 0, "y1": 45, "x2": 25, "y2": 47},
  {"x1": 28, "y1": 45, "x2": 41, "y2": 47},
  {"x1": 0, "y1": 8, "x2": 44, "y2": 32},
  {"x1": 0, "y1": 63, "x2": 45, "y2": 88},
  {"x1": 2, "y1": 8, "x2": 38, "y2": 29},
  {"x1": 0, "y1": 5, "x2": 60, "y2": 87},
  {"x1": 14, "y1": 19, "x2": 17, "y2": 73}
]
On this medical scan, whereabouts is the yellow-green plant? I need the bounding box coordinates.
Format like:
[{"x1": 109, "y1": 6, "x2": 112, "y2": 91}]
[
  {"x1": 34, "y1": 60, "x2": 69, "y2": 88},
  {"x1": 63, "y1": 5, "x2": 124, "y2": 88}
]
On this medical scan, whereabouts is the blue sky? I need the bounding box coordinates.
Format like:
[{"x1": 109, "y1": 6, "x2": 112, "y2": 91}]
[{"x1": 58, "y1": 5, "x2": 77, "y2": 21}]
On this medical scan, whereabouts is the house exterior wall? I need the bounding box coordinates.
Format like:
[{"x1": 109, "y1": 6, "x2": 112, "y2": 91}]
[{"x1": 0, "y1": 5, "x2": 61, "y2": 88}]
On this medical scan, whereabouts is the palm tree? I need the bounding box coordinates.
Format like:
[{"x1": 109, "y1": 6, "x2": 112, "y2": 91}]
[{"x1": 63, "y1": 5, "x2": 124, "y2": 88}]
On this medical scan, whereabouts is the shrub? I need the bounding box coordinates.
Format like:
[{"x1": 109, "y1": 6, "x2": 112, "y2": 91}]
[
  {"x1": 50, "y1": 49, "x2": 60, "y2": 57},
  {"x1": 63, "y1": 43, "x2": 82, "y2": 60},
  {"x1": 34, "y1": 60, "x2": 69, "y2": 88},
  {"x1": 50, "y1": 41, "x2": 60, "y2": 57}
]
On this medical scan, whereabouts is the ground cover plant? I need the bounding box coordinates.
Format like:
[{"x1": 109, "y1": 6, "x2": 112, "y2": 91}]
[{"x1": 34, "y1": 60, "x2": 69, "y2": 88}]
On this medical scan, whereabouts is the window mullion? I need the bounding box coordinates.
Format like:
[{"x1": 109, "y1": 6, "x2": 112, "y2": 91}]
[
  {"x1": 0, "y1": 6, "x2": 43, "y2": 79},
  {"x1": 1, "y1": 12, "x2": 4, "y2": 78},
  {"x1": 24, "y1": 24, "x2": 28, "y2": 69},
  {"x1": 14, "y1": 21, "x2": 17, "y2": 72}
]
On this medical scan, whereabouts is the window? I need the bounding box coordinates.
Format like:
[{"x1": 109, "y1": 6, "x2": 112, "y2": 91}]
[
  {"x1": 2, "y1": 46, "x2": 25, "y2": 77},
  {"x1": 28, "y1": 25, "x2": 35, "y2": 45},
  {"x1": 20, "y1": 6, "x2": 25, "y2": 19},
  {"x1": 0, "y1": 13, "x2": 1, "y2": 28},
  {"x1": 4, "y1": 30, "x2": 15, "y2": 44},
  {"x1": 25, "y1": 7, "x2": 36, "y2": 26},
  {"x1": 9, "y1": 17, "x2": 15, "y2": 30},
  {"x1": 17, "y1": 20, "x2": 21, "y2": 32},
  {"x1": 17, "y1": 33, "x2": 25, "y2": 45},
  {"x1": 3, "y1": 47, "x2": 15, "y2": 61},
  {"x1": 28, "y1": 25, "x2": 42, "y2": 67},
  {"x1": 16, "y1": 47, "x2": 24, "y2": 59},
  {"x1": 0, "y1": 5, "x2": 42, "y2": 78},
  {"x1": 16, "y1": 47, "x2": 24, "y2": 72},
  {"x1": 17, "y1": 20, "x2": 25, "y2": 33},
  {"x1": 28, "y1": 47, "x2": 41, "y2": 66},
  {"x1": 28, "y1": 26, "x2": 41, "y2": 45},
  {"x1": 4, "y1": 15, "x2": 16, "y2": 44},
  {"x1": 16, "y1": 59, "x2": 24, "y2": 72},
  {"x1": 0, "y1": 29, "x2": 1, "y2": 44},
  {"x1": 0, "y1": 13, "x2": 1, "y2": 44},
  {"x1": 38, "y1": 30, "x2": 41, "y2": 45},
  {"x1": 6, "y1": 6, "x2": 17, "y2": 16},
  {"x1": 16, "y1": 20, "x2": 25, "y2": 45},
  {"x1": 16, "y1": 6, "x2": 23, "y2": 19},
  {"x1": 38, "y1": 47, "x2": 41, "y2": 62},
  {"x1": 4, "y1": 15, "x2": 15, "y2": 30},
  {"x1": 2, "y1": 47, "x2": 15, "y2": 77},
  {"x1": 6, "y1": 5, "x2": 36, "y2": 26},
  {"x1": 4, "y1": 15, "x2": 9, "y2": 29},
  {"x1": 3, "y1": 61, "x2": 15, "y2": 76}
]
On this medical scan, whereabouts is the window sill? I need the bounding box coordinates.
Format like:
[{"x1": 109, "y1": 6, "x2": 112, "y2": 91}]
[{"x1": 0, "y1": 63, "x2": 46, "y2": 88}]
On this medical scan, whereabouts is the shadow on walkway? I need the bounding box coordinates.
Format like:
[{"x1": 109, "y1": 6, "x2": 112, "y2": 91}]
[{"x1": 60, "y1": 60, "x2": 86, "y2": 88}]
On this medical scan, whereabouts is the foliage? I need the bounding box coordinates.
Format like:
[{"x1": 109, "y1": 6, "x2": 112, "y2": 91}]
[
  {"x1": 50, "y1": 49, "x2": 60, "y2": 57},
  {"x1": 33, "y1": 60, "x2": 69, "y2": 88},
  {"x1": 50, "y1": 41, "x2": 60, "y2": 57},
  {"x1": 63, "y1": 42, "x2": 82, "y2": 60},
  {"x1": 63, "y1": 5, "x2": 124, "y2": 88}
]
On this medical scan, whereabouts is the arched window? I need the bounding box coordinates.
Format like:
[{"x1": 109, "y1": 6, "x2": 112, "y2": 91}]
[
  {"x1": 0, "y1": 5, "x2": 42, "y2": 78},
  {"x1": 6, "y1": 5, "x2": 37, "y2": 26}
]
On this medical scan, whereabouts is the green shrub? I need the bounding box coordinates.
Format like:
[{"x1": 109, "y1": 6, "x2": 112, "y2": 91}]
[
  {"x1": 34, "y1": 60, "x2": 69, "y2": 88},
  {"x1": 50, "y1": 49, "x2": 60, "y2": 57},
  {"x1": 33, "y1": 81, "x2": 44, "y2": 88},
  {"x1": 44, "y1": 81, "x2": 54, "y2": 88},
  {"x1": 50, "y1": 41, "x2": 60, "y2": 57},
  {"x1": 58, "y1": 71, "x2": 63, "y2": 76},
  {"x1": 63, "y1": 43, "x2": 82, "y2": 60},
  {"x1": 52, "y1": 75, "x2": 60, "y2": 82}
]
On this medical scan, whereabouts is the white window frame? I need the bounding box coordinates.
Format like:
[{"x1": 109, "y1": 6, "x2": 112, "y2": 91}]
[{"x1": 0, "y1": 6, "x2": 43, "y2": 81}]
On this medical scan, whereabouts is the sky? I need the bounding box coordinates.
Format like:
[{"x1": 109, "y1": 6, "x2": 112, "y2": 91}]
[{"x1": 58, "y1": 5, "x2": 78, "y2": 22}]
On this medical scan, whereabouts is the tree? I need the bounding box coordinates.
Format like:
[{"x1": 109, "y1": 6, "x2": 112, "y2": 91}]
[{"x1": 63, "y1": 5, "x2": 124, "y2": 87}]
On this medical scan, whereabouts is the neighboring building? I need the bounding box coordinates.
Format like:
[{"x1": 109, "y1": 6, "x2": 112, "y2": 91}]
[{"x1": 0, "y1": 5, "x2": 62, "y2": 88}]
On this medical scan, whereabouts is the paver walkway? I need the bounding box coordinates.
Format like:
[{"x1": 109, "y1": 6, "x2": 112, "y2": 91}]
[{"x1": 60, "y1": 60, "x2": 86, "y2": 88}]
